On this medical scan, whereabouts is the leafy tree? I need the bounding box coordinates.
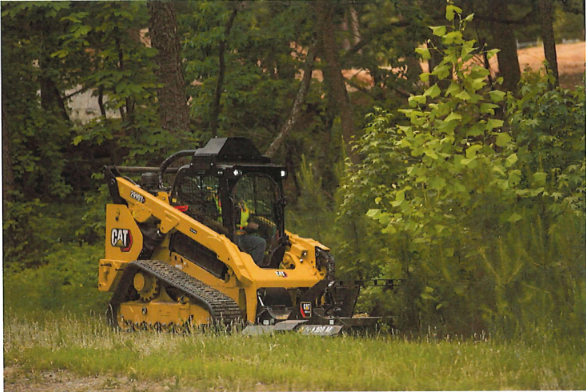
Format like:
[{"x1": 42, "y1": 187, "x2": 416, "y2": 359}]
[{"x1": 345, "y1": 6, "x2": 585, "y2": 336}]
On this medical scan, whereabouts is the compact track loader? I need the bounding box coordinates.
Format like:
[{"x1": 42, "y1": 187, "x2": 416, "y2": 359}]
[{"x1": 99, "y1": 137, "x2": 390, "y2": 335}]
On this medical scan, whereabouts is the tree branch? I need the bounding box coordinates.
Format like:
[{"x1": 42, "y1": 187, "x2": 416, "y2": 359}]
[
  {"x1": 473, "y1": 9, "x2": 537, "y2": 26},
  {"x1": 343, "y1": 21, "x2": 410, "y2": 60},
  {"x1": 210, "y1": 5, "x2": 239, "y2": 137},
  {"x1": 265, "y1": 45, "x2": 317, "y2": 159}
]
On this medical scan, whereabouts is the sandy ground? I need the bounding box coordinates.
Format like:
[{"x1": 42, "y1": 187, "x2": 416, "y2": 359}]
[
  {"x1": 507, "y1": 41, "x2": 585, "y2": 88},
  {"x1": 3, "y1": 366, "x2": 184, "y2": 392},
  {"x1": 517, "y1": 41, "x2": 585, "y2": 76},
  {"x1": 343, "y1": 41, "x2": 585, "y2": 90}
]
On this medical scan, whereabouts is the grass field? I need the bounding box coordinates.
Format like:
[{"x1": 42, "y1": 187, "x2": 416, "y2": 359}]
[{"x1": 4, "y1": 312, "x2": 585, "y2": 391}]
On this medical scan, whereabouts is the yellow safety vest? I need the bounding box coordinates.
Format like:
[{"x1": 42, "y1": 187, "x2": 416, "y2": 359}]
[{"x1": 238, "y1": 200, "x2": 250, "y2": 230}]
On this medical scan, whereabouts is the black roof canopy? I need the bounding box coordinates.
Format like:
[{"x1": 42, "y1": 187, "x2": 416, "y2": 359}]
[{"x1": 193, "y1": 137, "x2": 271, "y2": 164}]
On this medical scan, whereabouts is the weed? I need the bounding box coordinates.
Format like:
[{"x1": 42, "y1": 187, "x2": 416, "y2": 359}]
[{"x1": 4, "y1": 312, "x2": 586, "y2": 390}]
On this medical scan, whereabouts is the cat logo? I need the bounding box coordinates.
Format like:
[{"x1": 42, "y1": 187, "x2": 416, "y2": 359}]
[
  {"x1": 111, "y1": 228, "x2": 133, "y2": 252},
  {"x1": 300, "y1": 302, "x2": 312, "y2": 318}
]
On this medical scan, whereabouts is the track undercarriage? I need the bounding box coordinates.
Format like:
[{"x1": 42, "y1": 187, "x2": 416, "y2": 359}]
[{"x1": 110, "y1": 260, "x2": 242, "y2": 332}]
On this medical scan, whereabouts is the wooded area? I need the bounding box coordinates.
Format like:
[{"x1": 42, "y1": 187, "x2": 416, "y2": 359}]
[{"x1": 2, "y1": 0, "x2": 585, "y2": 340}]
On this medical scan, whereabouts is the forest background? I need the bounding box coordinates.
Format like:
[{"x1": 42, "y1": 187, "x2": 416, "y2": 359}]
[{"x1": 2, "y1": 0, "x2": 585, "y2": 343}]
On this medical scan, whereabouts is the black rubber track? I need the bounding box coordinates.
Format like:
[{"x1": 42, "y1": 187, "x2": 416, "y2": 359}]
[{"x1": 108, "y1": 260, "x2": 243, "y2": 327}]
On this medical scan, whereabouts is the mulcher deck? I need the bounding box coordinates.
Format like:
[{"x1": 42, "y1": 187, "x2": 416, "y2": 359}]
[{"x1": 108, "y1": 260, "x2": 243, "y2": 327}]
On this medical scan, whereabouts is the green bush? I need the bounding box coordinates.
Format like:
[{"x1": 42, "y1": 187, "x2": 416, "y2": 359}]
[
  {"x1": 341, "y1": 7, "x2": 585, "y2": 339},
  {"x1": 4, "y1": 242, "x2": 110, "y2": 316}
]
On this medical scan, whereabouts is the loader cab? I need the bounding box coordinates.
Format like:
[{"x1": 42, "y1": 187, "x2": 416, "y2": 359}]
[{"x1": 169, "y1": 137, "x2": 289, "y2": 267}]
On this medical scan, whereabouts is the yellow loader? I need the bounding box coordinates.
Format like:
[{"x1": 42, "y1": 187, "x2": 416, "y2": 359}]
[{"x1": 99, "y1": 137, "x2": 393, "y2": 335}]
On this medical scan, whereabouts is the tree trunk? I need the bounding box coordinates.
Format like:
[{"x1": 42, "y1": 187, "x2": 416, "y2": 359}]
[
  {"x1": 316, "y1": 1, "x2": 360, "y2": 165},
  {"x1": 39, "y1": 26, "x2": 69, "y2": 122},
  {"x1": 148, "y1": 0, "x2": 190, "y2": 135},
  {"x1": 492, "y1": 0, "x2": 521, "y2": 92},
  {"x1": 265, "y1": 46, "x2": 317, "y2": 159},
  {"x1": 2, "y1": 89, "x2": 15, "y2": 202},
  {"x1": 539, "y1": 0, "x2": 559, "y2": 88},
  {"x1": 210, "y1": 6, "x2": 239, "y2": 137}
]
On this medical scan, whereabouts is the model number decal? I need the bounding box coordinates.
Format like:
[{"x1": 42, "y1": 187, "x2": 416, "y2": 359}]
[
  {"x1": 130, "y1": 190, "x2": 145, "y2": 203},
  {"x1": 111, "y1": 228, "x2": 133, "y2": 252}
]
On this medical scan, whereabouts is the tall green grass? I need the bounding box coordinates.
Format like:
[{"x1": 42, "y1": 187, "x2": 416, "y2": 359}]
[{"x1": 5, "y1": 312, "x2": 585, "y2": 391}]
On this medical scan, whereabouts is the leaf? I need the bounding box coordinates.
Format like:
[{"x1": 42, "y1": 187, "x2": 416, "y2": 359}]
[
  {"x1": 430, "y1": 26, "x2": 447, "y2": 37},
  {"x1": 431, "y1": 64, "x2": 450, "y2": 79},
  {"x1": 480, "y1": 103, "x2": 499, "y2": 114},
  {"x1": 424, "y1": 84, "x2": 441, "y2": 98},
  {"x1": 533, "y1": 172, "x2": 547, "y2": 186},
  {"x1": 489, "y1": 90, "x2": 506, "y2": 103},
  {"x1": 374, "y1": 197, "x2": 382, "y2": 205},
  {"x1": 460, "y1": 157, "x2": 476, "y2": 166},
  {"x1": 495, "y1": 133, "x2": 512, "y2": 147},
  {"x1": 492, "y1": 165, "x2": 506, "y2": 177},
  {"x1": 408, "y1": 95, "x2": 426, "y2": 107},
  {"x1": 419, "y1": 72, "x2": 431, "y2": 83},
  {"x1": 508, "y1": 170, "x2": 522, "y2": 186},
  {"x1": 486, "y1": 119, "x2": 504, "y2": 131},
  {"x1": 461, "y1": 45, "x2": 475, "y2": 59},
  {"x1": 429, "y1": 176, "x2": 446, "y2": 190},
  {"x1": 466, "y1": 144, "x2": 482, "y2": 159},
  {"x1": 51, "y1": 49, "x2": 69, "y2": 58},
  {"x1": 72, "y1": 135, "x2": 84, "y2": 146},
  {"x1": 435, "y1": 224, "x2": 446, "y2": 234},
  {"x1": 456, "y1": 90, "x2": 471, "y2": 101},
  {"x1": 505, "y1": 153, "x2": 518, "y2": 167},
  {"x1": 444, "y1": 112, "x2": 462, "y2": 122},
  {"x1": 470, "y1": 77, "x2": 487, "y2": 91},
  {"x1": 466, "y1": 123, "x2": 484, "y2": 137},
  {"x1": 391, "y1": 199, "x2": 404, "y2": 208},
  {"x1": 508, "y1": 212, "x2": 523, "y2": 223},
  {"x1": 446, "y1": 5, "x2": 462, "y2": 21},
  {"x1": 445, "y1": 82, "x2": 460, "y2": 97},
  {"x1": 486, "y1": 49, "x2": 500, "y2": 60},
  {"x1": 443, "y1": 31, "x2": 463, "y2": 45},
  {"x1": 366, "y1": 209, "x2": 381, "y2": 219},
  {"x1": 415, "y1": 47, "x2": 431, "y2": 60},
  {"x1": 424, "y1": 149, "x2": 438, "y2": 159}
]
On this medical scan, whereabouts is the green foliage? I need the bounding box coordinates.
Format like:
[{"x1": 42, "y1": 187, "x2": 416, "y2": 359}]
[
  {"x1": 344, "y1": 7, "x2": 585, "y2": 338},
  {"x1": 286, "y1": 155, "x2": 335, "y2": 242},
  {"x1": 507, "y1": 71, "x2": 585, "y2": 218},
  {"x1": 4, "y1": 243, "x2": 110, "y2": 315}
]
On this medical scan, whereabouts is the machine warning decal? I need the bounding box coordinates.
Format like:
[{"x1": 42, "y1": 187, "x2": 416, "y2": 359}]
[
  {"x1": 190, "y1": 228, "x2": 197, "y2": 235},
  {"x1": 300, "y1": 302, "x2": 312, "y2": 318},
  {"x1": 275, "y1": 271, "x2": 287, "y2": 278},
  {"x1": 111, "y1": 228, "x2": 133, "y2": 252},
  {"x1": 298, "y1": 325, "x2": 336, "y2": 335},
  {"x1": 130, "y1": 190, "x2": 145, "y2": 203}
]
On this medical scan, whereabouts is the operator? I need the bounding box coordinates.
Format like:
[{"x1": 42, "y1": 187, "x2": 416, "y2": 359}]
[{"x1": 235, "y1": 200, "x2": 267, "y2": 266}]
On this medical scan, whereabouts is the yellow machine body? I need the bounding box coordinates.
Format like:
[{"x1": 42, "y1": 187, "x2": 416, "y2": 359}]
[{"x1": 100, "y1": 177, "x2": 328, "y2": 326}]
